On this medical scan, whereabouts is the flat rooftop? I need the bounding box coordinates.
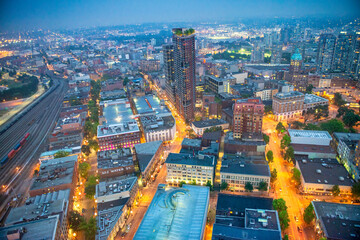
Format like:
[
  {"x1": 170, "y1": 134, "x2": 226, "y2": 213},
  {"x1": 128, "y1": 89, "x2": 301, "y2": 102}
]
[
  {"x1": 296, "y1": 157, "x2": 353, "y2": 186},
  {"x1": 97, "y1": 201, "x2": 126, "y2": 240},
  {"x1": 212, "y1": 223, "x2": 281, "y2": 240},
  {"x1": 135, "y1": 141, "x2": 163, "y2": 173},
  {"x1": 30, "y1": 157, "x2": 77, "y2": 191},
  {"x1": 245, "y1": 209, "x2": 280, "y2": 231},
  {"x1": 182, "y1": 138, "x2": 202, "y2": 148},
  {"x1": 134, "y1": 184, "x2": 209, "y2": 240},
  {"x1": 166, "y1": 153, "x2": 215, "y2": 167},
  {"x1": 273, "y1": 91, "x2": 304, "y2": 99},
  {"x1": 333, "y1": 132, "x2": 360, "y2": 147},
  {"x1": 221, "y1": 158, "x2": 270, "y2": 177},
  {"x1": 96, "y1": 176, "x2": 137, "y2": 198},
  {"x1": 304, "y1": 94, "x2": 329, "y2": 104},
  {"x1": 141, "y1": 115, "x2": 175, "y2": 132},
  {"x1": 97, "y1": 122, "x2": 140, "y2": 138},
  {"x1": 289, "y1": 129, "x2": 332, "y2": 140},
  {"x1": 313, "y1": 201, "x2": 360, "y2": 240},
  {"x1": 0, "y1": 216, "x2": 58, "y2": 240},
  {"x1": 134, "y1": 95, "x2": 171, "y2": 117},
  {"x1": 101, "y1": 98, "x2": 134, "y2": 124},
  {"x1": 192, "y1": 119, "x2": 228, "y2": 129}
]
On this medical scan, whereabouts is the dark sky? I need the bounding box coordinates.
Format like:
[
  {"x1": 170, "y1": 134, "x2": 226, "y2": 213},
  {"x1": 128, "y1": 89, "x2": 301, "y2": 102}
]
[{"x1": 1, "y1": 0, "x2": 359, "y2": 31}]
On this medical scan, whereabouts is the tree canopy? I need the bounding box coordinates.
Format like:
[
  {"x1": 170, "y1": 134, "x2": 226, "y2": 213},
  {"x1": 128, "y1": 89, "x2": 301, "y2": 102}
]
[
  {"x1": 266, "y1": 150, "x2": 274, "y2": 163},
  {"x1": 54, "y1": 150, "x2": 70, "y2": 159},
  {"x1": 245, "y1": 182, "x2": 253, "y2": 192},
  {"x1": 303, "y1": 203, "x2": 315, "y2": 224}
]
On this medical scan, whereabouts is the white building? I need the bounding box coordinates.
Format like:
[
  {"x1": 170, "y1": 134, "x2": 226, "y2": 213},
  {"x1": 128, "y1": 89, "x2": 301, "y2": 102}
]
[{"x1": 288, "y1": 129, "x2": 332, "y2": 146}]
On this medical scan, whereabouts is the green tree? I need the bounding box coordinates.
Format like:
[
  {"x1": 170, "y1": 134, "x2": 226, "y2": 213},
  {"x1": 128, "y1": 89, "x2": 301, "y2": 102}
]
[
  {"x1": 54, "y1": 150, "x2": 70, "y2": 159},
  {"x1": 303, "y1": 203, "x2": 315, "y2": 224},
  {"x1": 79, "y1": 217, "x2": 98, "y2": 240},
  {"x1": 68, "y1": 210, "x2": 84, "y2": 231},
  {"x1": 265, "y1": 105, "x2": 273, "y2": 114},
  {"x1": 291, "y1": 121, "x2": 304, "y2": 129},
  {"x1": 320, "y1": 119, "x2": 346, "y2": 134},
  {"x1": 333, "y1": 93, "x2": 346, "y2": 107},
  {"x1": 263, "y1": 134, "x2": 270, "y2": 144},
  {"x1": 220, "y1": 181, "x2": 229, "y2": 191},
  {"x1": 273, "y1": 198, "x2": 290, "y2": 230},
  {"x1": 179, "y1": 181, "x2": 186, "y2": 187},
  {"x1": 258, "y1": 181, "x2": 268, "y2": 191},
  {"x1": 283, "y1": 235, "x2": 289, "y2": 240},
  {"x1": 245, "y1": 182, "x2": 253, "y2": 192},
  {"x1": 79, "y1": 162, "x2": 91, "y2": 179},
  {"x1": 69, "y1": 95, "x2": 82, "y2": 106},
  {"x1": 271, "y1": 169, "x2": 278, "y2": 183},
  {"x1": 291, "y1": 168, "x2": 301, "y2": 186},
  {"x1": 284, "y1": 146, "x2": 295, "y2": 162},
  {"x1": 206, "y1": 180, "x2": 214, "y2": 191},
  {"x1": 191, "y1": 180, "x2": 197, "y2": 185},
  {"x1": 331, "y1": 185, "x2": 340, "y2": 196},
  {"x1": 343, "y1": 111, "x2": 360, "y2": 128},
  {"x1": 336, "y1": 106, "x2": 351, "y2": 118},
  {"x1": 276, "y1": 122, "x2": 286, "y2": 133},
  {"x1": 351, "y1": 182, "x2": 360, "y2": 199},
  {"x1": 81, "y1": 145, "x2": 91, "y2": 156},
  {"x1": 304, "y1": 123, "x2": 321, "y2": 131},
  {"x1": 280, "y1": 135, "x2": 291, "y2": 149},
  {"x1": 266, "y1": 150, "x2": 274, "y2": 163},
  {"x1": 305, "y1": 84, "x2": 314, "y2": 94},
  {"x1": 88, "y1": 139, "x2": 99, "y2": 152},
  {"x1": 85, "y1": 175, "x2": 98, "y2": 199},
  {"x1": 123, "y1": 77, "x2": 130, "y2": 86}
]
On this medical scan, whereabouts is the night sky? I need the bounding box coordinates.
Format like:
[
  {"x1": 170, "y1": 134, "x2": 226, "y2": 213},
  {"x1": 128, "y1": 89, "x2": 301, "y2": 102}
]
[{"x1": 1, "y1": 0, "x2": 359, "y2": 31}]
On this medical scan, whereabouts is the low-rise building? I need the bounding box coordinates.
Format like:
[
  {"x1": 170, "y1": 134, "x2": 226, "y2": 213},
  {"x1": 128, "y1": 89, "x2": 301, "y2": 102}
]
[
  {"x1": 134, "y1": 184, "x2": 210, "y2": 240},
  {"x1": 333, "y1": 132, "x2": 360, "y2": 180},
  {"x1": 255, "y1": 88, "x2": 278, "y2": 101},
  {"x1": 29, "y1": 155, "x2": 78, "y2": 197},
  {"x1": 181, "y1": 138, "x2": 202, "y2": 151},
  {"x1": 191, "y1": 119, "x2": 229, "y2": 136},
  {"x1": 166, "y1": 153, "x2": 215, "y2": 186},
  {"x1": 272, "y1": 91, "x2": 304, "y2": 121},
  {"x1": 135, "y1": 141, "x2": 164, "y2": 185},
  {"x1": 295, "y1": 157, "x2": 353, "y2": 195},
  {"x1": 204, "y1": 75, "x2": 230, "y2": 94},
  {"x1": 97, "y1": 148, "x2": 135, "y2": 179},
  {"x1": 213, "y1": 194, "x2": 281, "y2": 240},
  {"x1": 304, "y1": 94, "x2": 329, "y2": 111},
  {"x1": 224, "y1": 132, "x2": 266, "y2": 154},
  {"x1": 312, "y1": 201, "x2": 360, "y2": 240},
  {"x1": 220, "y1": 154, "x2": 270, "y2": 192}
]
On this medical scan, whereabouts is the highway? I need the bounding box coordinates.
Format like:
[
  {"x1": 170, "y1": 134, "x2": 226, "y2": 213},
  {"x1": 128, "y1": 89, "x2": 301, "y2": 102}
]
[{"x1": 0, "y1": 76, "x2": 67, "y2": 217}]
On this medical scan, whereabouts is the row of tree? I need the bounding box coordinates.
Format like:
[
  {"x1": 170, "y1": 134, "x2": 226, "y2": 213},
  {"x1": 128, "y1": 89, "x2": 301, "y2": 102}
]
[
  {"x1": 220, "y1": 181, "x2": 268, "y2": 192},
  {"x1": 68, "y1": 211, "x2": 97, "y2": 239}
]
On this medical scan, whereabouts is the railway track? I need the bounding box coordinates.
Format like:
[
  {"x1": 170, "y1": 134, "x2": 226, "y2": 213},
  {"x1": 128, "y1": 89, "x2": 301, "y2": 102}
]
[{"x1": 0, "y1": 77, "x2": 67, "y2": 213}]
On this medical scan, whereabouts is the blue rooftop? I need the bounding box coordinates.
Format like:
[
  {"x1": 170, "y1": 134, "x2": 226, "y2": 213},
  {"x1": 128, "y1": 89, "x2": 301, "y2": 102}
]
[
  {"x1": 134, "y1": 184, "x2": 210, "y2": 240},
  {"x1": 133, "y1": 95, "x2": 171, "y2": 116},
  {"x1": 101, "y1": 99, "x2": 134, "y2": 124},
  {"x1": 291, "y1": 48, "x2": 302, "y2": 61}
]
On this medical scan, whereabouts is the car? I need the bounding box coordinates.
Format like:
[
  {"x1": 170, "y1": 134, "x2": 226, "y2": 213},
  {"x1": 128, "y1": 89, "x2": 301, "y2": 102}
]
[
  {"x1": 294, "y1": 216, "x2": 298, "y2": 222},
  {"x1": 279, "y1": 188, "x2": 282, "y2": 192},
  {"x1": 297, "y1": 226, "x2": 303, "y2": 232}
]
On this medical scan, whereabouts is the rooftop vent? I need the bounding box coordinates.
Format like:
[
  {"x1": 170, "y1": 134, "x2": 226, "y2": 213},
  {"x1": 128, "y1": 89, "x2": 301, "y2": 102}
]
[
  {"x1": 316, "y1": 169, "x2": 322, "y2": 174},
  {"x1": 339, "y1": 177, "x2": 345, "y2": 181}
]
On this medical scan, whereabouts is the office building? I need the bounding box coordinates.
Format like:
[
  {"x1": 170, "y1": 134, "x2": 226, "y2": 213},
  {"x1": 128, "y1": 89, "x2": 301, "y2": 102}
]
[
  {"x1": 224, "y1": 132, "x2": 266, "y2": 154},
  {"x1": 97, "y1": 148, "x2": 135, "y2": 179},
  {"x1": 272, "y1": 91, "x2": 304, "y2": 121},
  {"x1": 233, "y1": 98, "x2": 264, "y2": 139},
  {"x1": 134, "y1": 184, "x2": 209, "y2": 240},
  {"x1": 191, "y1": 119, "x2": 229, "y2": 136},
  {"x1": 312, "y1": 201, "x2": 360, "y2": 240},
  {"x1": 163, "y1": 44, "x2": 176, "y2": 107},
  {"x1": 213, "y1": 194, "x2": 281, "y2": 240},
  {"x1": 332, "y1": 31, "x2": 356, "y2": 73},
  {"x1": 173, "y1": 28, "x2": 196, "y2": 121},
  {"x1": 166, "y1": 153, "x2": 215, "y2": 186},
  {"x1": 295, "y1": 157, "x2": 353, "y2": 195},
  {"x1": 220, "y1": 154, "x2": 270, "y2": 192},
  {"x1": 317, "y1": 34, "x2": 336, "y2": 73},
  {"x1": 204, "y1": 75, "x2": 230, "y2": 95}
]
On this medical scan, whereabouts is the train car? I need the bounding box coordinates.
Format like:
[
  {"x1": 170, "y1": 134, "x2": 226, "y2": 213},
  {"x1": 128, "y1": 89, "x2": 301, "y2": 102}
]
[
  {"x1": 14, "y1": 143, "x2": 21, "y2": 151},
  {"x1": 8, "y1": 150, "x2": 16, "y2": 159},
  {"x1": 0, "y1": 156, "x2": 9, "y2": 166},
  {"x1": 25, "y1": 133, "x2": 30, "y2": 140},
  {"x1": 20, "y1": 138, "x2": 26, "y2": 146}
]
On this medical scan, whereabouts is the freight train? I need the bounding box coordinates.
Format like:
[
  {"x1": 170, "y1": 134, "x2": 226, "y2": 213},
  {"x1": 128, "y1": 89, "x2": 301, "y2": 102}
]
[{"x1": 0, "y1": 133, "x2": 30, "y2": 167}]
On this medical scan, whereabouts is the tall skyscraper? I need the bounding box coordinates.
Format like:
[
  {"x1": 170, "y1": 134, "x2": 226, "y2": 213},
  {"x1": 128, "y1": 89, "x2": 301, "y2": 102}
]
[
  {"x1": 332, "y1": 31, "x2": 355, "y2": 72},
  {"x1": 232, "y1": 98, "x2": 264, "y2": 139},
  {"x1": 163, "y1": 44, "x2": 176, "y2": 107},
  {"x1": 289, "y1": 48, "x2": 302, "y2": 76},
  {"x1": 317, "y1": 34, "x2": 336, "y2": 73},
  {"x1": 172, "y1": 28, "x2": 196, "y2": 121}
]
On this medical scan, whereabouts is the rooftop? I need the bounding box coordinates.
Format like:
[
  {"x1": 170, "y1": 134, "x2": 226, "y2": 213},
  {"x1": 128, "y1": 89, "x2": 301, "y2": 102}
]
[
  {"x1": 212, "y1": 223, "x2": 281, "y2": 240},
  {"x1": 182, "y1": 138, "x2": 202, "y2": 148},
  {"x1": 333, "y1": 132, "x2": 360, "y2": 149},
  {"x1": 291, "y1": 48, "x2": 302, "y2": 61},
  {"x1": 166, "y1": 153, "x2": 215, "y2": 167},
  {"x1": 135, "y1": 141, "x2": 163, "y2": 173},
  {"x1": 245, "y1": 209, "x2": 281, "y2": 231},
  {"x1": 134, "y1": 184, "x2": 209, "y2": 240},
  {"x1": 221, "y1": 155, "x2": 270, "y2": 177},
  {"x1": 312, "y1": 201, "x2": 360, "y2": 240},
  {"x1": 30, "y1": 157, "x2": 77, "y2": 191},
  {"x1": 134, "y1": 95, "x2": 171, "y2": 117},
  {"x1": 97, "y1": 200, "x2": 126, "y2": 240},
  {"x1": 101, "y1": 98, "x2": 134, "y2": 125},
  {"x1": 304, "y1": 94, "x2": 329, "y2": 104},
  {"x1": 97, "y1": 148, "x2": 134, "y2": 170},
  {"x1": 140, "y1": 115, "x2": 175, "y2": 132},
  {"x1": 273, "y1": 91, "x2": 304, "y2": 99},
  {"x1": 0, "y1": 216, "x2": 59, "y2": 240},
  {"x1": 97, "y1": 122, "x2": 140, "y2": 138},
  {"x1": 295, "y1": 157, "x2": 353, "y2": 186},
  {"x1": 192, "y1": 119, "x2": 228, "y2": 129},
  {"x1": 289, "y1": 129, "x2": 332, "y2": 140},
  {"x1": 96, "y1": 176, "x2": 137, "y2": 198}
]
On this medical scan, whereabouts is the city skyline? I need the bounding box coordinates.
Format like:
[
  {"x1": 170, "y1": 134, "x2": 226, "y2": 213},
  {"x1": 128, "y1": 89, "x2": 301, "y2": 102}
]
[{"x1": 1, "y1": 0, "x2": 360, "y2": 31}]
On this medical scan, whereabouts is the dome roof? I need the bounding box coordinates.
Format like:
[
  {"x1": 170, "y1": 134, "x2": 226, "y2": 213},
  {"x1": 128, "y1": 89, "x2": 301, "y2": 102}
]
[{"x1": 291, "y1": 48, "x2": 302, "y2": 61}]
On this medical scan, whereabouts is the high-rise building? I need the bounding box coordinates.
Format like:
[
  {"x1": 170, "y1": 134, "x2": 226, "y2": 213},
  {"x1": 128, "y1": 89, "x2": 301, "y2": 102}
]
[
  {"x1": 270, "y1": 44, "x2": 282, "y2": 64},
  {"x1": 251, "y1": 40, "x2": 264, "y2": 63},
  {"x1": 332, "y1": 31, "x2": 355, "y2": 72},
  {"x1": 317, "y1": 34, "x2": 336, "y2": 73},
  {"x1": 232, "y1": 98, "x2": 264, "y2": 139},
  {"x1": 172, "y1": 28, "x2": 196, "y2": 121},
  {"x1": 289, "y1": 48, "x2": 303, "y2": 76},
  {"x1": 163, "y1": 44, "x2": 176, "y2": 106},
  {"x1": 349, "y1": 33, "x2": 360, "y2": 77}
]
